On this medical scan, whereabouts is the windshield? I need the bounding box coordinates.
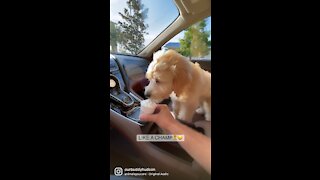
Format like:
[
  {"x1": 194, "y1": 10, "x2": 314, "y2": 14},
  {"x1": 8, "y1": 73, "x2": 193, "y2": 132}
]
[
  {"x1": 110, "y1": 0, "x2": 179, "y2": 55},
  {"x1": 162, "y1": 16, "x2": 211, "y2": 60}
]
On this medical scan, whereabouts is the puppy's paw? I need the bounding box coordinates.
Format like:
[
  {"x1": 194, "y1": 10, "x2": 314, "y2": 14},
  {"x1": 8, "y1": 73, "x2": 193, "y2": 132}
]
[
  {"x1": 204, "y1": 113, "x2": 211, "y2": 121},
  {"x1": 196, "y1": 107, "x2": 205, "y2": 114}
]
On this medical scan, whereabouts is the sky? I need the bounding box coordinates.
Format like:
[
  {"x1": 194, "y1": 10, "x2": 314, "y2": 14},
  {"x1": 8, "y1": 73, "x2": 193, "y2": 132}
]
[{"x1": 110, "y1": 0, "x2": 211, "y2": 47}]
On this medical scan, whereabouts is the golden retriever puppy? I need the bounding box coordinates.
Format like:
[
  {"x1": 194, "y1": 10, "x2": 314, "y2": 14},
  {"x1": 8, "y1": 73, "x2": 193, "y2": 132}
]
[{"x1": 144, "y1": 49, "x2": 211, "y2": 123}]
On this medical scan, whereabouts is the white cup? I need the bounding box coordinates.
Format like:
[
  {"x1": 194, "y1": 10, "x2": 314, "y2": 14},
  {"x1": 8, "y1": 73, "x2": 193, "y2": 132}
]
[{"x1": 140, "y1": 99, "x2": 157, "y2": 115}]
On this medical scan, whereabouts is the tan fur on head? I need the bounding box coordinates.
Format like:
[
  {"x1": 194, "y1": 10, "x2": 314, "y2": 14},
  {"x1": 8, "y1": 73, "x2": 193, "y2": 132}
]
[{"x1": 145, "y1": 50, "x2": 193, "y2": 101}]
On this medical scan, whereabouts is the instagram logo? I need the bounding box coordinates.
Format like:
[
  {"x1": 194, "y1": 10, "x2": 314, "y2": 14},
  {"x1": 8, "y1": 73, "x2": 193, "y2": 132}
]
[{"x1": 114, "y1": 167, "x2": 123, "y2": 176}]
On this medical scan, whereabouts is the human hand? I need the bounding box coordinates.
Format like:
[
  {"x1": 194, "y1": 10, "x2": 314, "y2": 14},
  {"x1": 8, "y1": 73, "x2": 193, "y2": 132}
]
[{"x1": 139, "y1": 104, "x2": 178, "y2": 132}]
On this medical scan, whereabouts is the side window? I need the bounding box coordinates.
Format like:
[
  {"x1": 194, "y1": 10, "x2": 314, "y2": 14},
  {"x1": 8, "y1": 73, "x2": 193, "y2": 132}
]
[{"x1": 162, "y1": 17, "x2": 211, "y2": 61}]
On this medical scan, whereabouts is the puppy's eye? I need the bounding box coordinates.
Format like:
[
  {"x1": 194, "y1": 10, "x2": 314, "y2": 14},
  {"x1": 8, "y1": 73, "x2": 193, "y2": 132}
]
[{"x1": 155, "y1": 79, "x2": 160, "y2": 83}]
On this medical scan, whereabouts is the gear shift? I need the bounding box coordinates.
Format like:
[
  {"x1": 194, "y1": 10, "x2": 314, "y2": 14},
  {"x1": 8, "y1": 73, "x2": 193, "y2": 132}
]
[{"x1": 110, "y1": 74, "x2": 134, "y2": 107}]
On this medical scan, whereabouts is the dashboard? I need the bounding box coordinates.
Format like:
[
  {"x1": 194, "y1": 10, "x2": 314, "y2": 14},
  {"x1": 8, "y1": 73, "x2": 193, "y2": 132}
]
[{"x1": 109, "y1": 54, "x2": 149, "y2": 126}]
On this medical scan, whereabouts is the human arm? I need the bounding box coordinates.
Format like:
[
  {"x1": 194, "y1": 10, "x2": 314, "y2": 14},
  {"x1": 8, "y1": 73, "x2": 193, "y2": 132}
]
[{"x1": 139, "y1": 104, "x2": 211, "y2": 174}]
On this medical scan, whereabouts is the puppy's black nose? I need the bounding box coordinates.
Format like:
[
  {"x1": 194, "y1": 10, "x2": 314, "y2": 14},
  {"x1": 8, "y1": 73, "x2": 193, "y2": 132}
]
[{"x1": 144, "y1": 92, "x2": 151, "y2": 98}]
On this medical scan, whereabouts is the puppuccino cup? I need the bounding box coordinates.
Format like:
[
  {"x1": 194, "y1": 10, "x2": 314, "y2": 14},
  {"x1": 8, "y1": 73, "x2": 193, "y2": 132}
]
[{"x1": 140, "y1": 99, "x2": 157, "y2": 115}]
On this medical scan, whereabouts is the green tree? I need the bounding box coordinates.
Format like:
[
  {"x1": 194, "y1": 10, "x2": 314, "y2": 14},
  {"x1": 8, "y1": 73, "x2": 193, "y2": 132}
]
[
  {"x1": 110, "y1": 21, "x2": 121, "y2": 52},
  {"x1": 178, "y1": 19, "x2": 210, "y2": 58},
  {"x1": 117, "y1": 0, "x2": 148, "y2": 54}
]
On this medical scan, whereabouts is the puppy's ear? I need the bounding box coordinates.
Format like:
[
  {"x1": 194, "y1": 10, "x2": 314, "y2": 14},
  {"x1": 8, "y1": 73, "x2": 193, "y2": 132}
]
[{"x1": 172, "y1": 63, "x2": 192, "y2": 97}]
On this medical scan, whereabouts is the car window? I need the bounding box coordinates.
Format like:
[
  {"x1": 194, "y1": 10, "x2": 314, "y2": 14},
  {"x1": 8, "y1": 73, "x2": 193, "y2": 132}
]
[
  {"x1": 162, "y1": 16, "x2": 211, "y2": 61},
  {"x1": 110, "y1": 0, "x2": 179, "y2": 55}
]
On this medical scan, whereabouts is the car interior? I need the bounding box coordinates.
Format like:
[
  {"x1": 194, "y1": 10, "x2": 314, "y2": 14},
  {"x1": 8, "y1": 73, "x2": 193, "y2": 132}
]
[{"x1": 110, "y1": 0, "x2": 211, "y2": 179}]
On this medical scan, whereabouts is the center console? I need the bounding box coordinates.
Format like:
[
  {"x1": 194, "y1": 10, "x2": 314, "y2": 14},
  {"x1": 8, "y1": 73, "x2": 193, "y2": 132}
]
[{"x1": 110, "y1": 55, "x2": 145, "y2": 126}]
